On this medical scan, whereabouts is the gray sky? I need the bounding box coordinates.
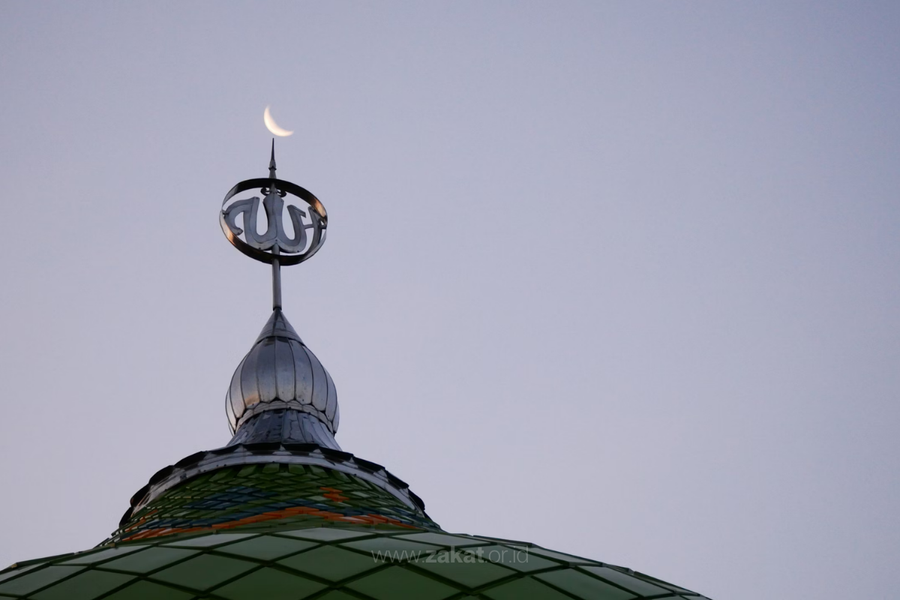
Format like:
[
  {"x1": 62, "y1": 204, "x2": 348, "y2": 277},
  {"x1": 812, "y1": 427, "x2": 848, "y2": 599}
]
[{"x1": 1, "y1": 2, "x2": 899, "y2": 599}]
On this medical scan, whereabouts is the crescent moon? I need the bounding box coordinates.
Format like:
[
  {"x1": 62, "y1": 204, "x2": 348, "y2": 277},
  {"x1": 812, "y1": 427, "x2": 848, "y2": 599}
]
[{"x1": 264, "y1": 106, "x2": 294, "y2": 137}]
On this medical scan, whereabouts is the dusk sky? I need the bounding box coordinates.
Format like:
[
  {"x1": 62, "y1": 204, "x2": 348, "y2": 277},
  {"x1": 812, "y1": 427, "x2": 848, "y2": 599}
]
[{"x1": 1, "y1": 3, "x2": 899, "y2": 599}]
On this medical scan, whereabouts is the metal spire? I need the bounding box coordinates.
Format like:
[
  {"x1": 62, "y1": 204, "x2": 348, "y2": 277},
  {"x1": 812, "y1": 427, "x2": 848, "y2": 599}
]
[
  {"x1": 269, "y1": 139, "x2": 282, "y2": 311},
  {"x1": 219, "y1": 138, "x2": 328, "y2": 311},
  {"x1": 268, "y1": 138, "x2": 277, "y2": 179},
  {"x1": 218, "y1": 131, "x2": 332, "y2": 443}
]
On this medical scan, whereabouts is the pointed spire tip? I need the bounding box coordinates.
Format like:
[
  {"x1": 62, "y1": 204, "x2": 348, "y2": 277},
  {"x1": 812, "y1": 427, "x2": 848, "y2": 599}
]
[{"x1": 268, "y1": 138, "x2": 277, "y2": 178}]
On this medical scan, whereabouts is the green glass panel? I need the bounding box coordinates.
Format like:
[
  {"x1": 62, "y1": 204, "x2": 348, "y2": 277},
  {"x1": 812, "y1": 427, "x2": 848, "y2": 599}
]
[
  {"x1": 100, "y1": 547, "x2": 199, "y2": 574},
  {"x1": 218, "y1": 535, "x2": 317, "y2": 560},
  {"x1": 151, "y1": 554, "x2": 257, "y2": 590},
  {"x1": 470, "y1": 535, "x2": 531, "y2": 546},
  {"x1": 0, "y1": 566, "x2": 83, "y2": 596},
  {"x1": 343, "y1": 537, "x2": 441, "y2": 555},
  {"x1": 61, "y1": 545, "x2": 144, "y2": 565},
  {"x1": 0, "y1": 564, "x2": 41, "y2": 585},
  {"x1": 581, "y1": 566, "x2": 672, "y2": 596},
  {"x1": 32, "y1": 570, "x2": 134, "y2": 600},
  {"x1": 346, "y1": 566, "x2": 458, "y2": 600},
  {"x1": 281, "y1": 528, "x2": 367, "y2": 542},
  {"x1": 527, "y1": 547, "x2": 597, "y2": 565},
  {"x1": 313, "y1": 592, "x2": 359, "y2": 600},
  {"x1": 629, "y1": 571, "x2": 698, "y2": 595},
  {"x1": 165, "y1": 533, "x2": 256, "y2": 548},
  {"x1": 397, "y1": 533, "x2": 487, "y2": 548},
  {"x1": 461, "y1": 545, "x2": 557, "y2": 573},
  {"x1": 412, "y1": 553, "x2": 516, "y2": 588},
  {"x1": 483, "y1": 577, "x2": 574, "y2": 600},
  {"x1": 279, "y1": 545, "x2": 379, "y2": 582},
  {"x1": 213, "y1": 567, "x2": 325, "y2": 600},
  {"x1": 104, "y1": 580, "x2": 193, "y2": 600},
  {"x1": 536, "y1": 570, "x2": 636, "y2": 600}
]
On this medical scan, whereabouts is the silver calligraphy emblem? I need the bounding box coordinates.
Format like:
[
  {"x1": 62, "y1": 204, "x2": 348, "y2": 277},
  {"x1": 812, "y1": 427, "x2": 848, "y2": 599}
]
[
  {"x1": 220, "y1": 144, "x2": 328, "y2": 311},
  {"x1": 223, "y1": 185, "x2": 322, "y2": 254},
  {"x1": 220, "y1": 176, "x2": 327, "y2": 267}
]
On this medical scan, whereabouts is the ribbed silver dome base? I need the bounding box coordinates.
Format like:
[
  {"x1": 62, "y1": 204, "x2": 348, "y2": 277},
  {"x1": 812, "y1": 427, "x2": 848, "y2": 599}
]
[{"x1": 227, "y1": 409, "x2": 341, "y2": 450}]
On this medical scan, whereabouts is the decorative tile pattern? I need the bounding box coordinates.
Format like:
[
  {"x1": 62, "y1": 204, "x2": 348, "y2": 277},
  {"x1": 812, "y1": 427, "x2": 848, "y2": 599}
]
[
  {"x1": 107, "y1": 463, "x2": 438, "y2": 544},
  {"x1": 121, "y1": 443, "x2": 427, "y2": 528}
]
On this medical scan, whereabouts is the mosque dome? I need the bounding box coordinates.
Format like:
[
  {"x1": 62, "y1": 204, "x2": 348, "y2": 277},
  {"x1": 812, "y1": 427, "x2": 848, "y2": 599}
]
[
  {"x1": 0, "y1": 145, "x2": 713, "y2": 600},
  {"x1": 226, "y1": 309, "x2": 339, "y2": 437}
]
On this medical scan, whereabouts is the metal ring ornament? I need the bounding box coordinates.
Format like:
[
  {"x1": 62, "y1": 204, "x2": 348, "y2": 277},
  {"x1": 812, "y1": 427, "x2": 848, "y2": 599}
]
[{"x1": 220, "y1": 177, "x2": 328, "y2": 266}]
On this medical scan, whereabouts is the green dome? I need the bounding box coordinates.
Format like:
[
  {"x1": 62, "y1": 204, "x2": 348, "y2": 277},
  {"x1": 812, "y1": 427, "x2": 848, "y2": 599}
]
[{"x1": 0, "y1": 458, "x2": 709, "y2": 600}]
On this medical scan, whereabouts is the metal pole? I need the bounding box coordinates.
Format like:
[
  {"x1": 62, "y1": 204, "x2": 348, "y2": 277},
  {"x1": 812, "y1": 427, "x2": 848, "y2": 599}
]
[
  {"x1": 269, "y1": 138, "x2": 282, "y2": 311},
  {"x1": 272, "y1": 247, "x2": 282, "y2": 311}
]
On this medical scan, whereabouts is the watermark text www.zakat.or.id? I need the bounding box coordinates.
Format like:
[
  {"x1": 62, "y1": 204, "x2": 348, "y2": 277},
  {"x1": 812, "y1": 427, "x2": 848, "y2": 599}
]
[{"x1": 371, "y1": 546, "x2": 530, "y2": 564}]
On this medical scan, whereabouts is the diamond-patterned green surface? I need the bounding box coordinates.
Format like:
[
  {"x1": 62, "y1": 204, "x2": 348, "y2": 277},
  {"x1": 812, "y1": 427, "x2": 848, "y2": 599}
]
[
  {"x1": 278, "y1": 545, "x2": 380, "y2": 581},
  {"x1": 536, "y1": 569, "x2": 637, "y2": 600},
  {"x1": 214, "y1": 567, "x2": 325, "y2": 600},
  {"x1": 103, "y1": 580, "x2": 192, "y2": 600},
  {"x1": 1, "y1": 464, "x2": 711, "y2": 599},
  {"x1": 460, "y1": 544, "x2": 558, "y2": 572},
  {"x1": 59, "y1": 547, "x2": 141, "y2": 566},
  {"x1": 482, "y1": 576, "x2": 577, "y2": 600},
  {"x1": 100, "y1": 547, "x2": 198, "y2": 573},
  {"x1": 0, "y1": 526, "x2": 711, "y2": 600},
  {"x1": 149, "y1": 554, "x2": 256, "y2": 590},
  {"x1": 346, "y1": 566, "x2": 458, "y2": 600},
  {"x1": 30, "y1": 570, "x2": 133, "y2": 600},
  {"x1": 581, "y1": 565, "x2": 673, "y2": 596},
  {"x1": 216, "y1": 535, "x2": 316, "y2": 560},
  {"x1": 413, "y1": 554, "x2": 516, "y2": 588},
  {"x1": 0, "y1": 566, "x2": 83, "y2": 596}
]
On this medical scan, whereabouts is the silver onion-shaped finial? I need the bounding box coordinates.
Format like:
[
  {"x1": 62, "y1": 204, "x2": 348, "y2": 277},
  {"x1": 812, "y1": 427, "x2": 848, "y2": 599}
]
[{"x1": 226, "y1": 310, "x2": 339, "y2": 438}]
